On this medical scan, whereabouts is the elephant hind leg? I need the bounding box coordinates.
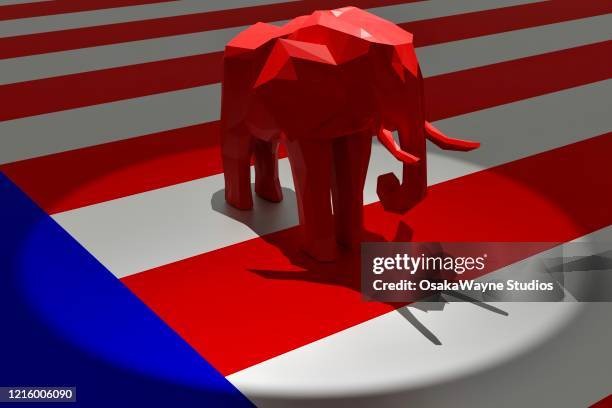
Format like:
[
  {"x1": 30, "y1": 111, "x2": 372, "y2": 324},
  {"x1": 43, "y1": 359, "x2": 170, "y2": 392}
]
[
  {"x1": 222, "y1": 126, "x2": 254, "y2": 210},
  {"x1": 332, "y1": 132, "x2": 372, "y2": 250},
  {"x1": 254, "y1": 139, "x2": 283, "y2": 202},
  {"x1": 285, "y1": 139, "x2": 336, "y2": 262}
]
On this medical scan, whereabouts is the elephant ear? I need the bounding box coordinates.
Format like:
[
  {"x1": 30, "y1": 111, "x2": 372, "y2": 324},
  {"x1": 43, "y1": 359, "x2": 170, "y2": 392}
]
[
  {"x1": 392, "y1": 44, "x2": 418, "y2": 79},
  {"x1": 254, "y1": 39, "x2": 336, "y2": 88},
  {"x1": 276, "y1": 39, "x2": 337, "y2": 65}
]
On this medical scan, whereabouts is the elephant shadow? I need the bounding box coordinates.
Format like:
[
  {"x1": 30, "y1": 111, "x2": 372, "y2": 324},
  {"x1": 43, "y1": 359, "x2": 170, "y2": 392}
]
[
  {"x1": 211, "y1": 185, "x2": 412, "y2": 293},
  {"x1": 211, "y1": 186, "x2": 508, "y2": 345},
  {"x1": 211, "y1": 186, "x2": 300, "y2": 237}
]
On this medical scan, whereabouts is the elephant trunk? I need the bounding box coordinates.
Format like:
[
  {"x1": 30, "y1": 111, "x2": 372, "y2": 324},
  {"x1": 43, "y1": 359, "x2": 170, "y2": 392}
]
[
  {"x1": 376, "y1": 120, "x2": 426, "y2": 213},
  {"x1": 376, "y1": 120, "x2": 480, "y2": 213}
]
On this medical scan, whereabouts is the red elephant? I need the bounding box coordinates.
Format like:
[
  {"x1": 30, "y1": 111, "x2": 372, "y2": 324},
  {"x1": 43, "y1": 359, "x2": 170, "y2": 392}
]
[{"x1": 221, "y1": 7, "x2": 479, "y2": 261}]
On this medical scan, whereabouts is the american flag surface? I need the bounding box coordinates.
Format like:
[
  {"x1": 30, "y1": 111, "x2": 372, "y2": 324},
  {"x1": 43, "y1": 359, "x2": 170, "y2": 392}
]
[{"x1": 0, "y1": 0, "x2": 611, "y2": 407}]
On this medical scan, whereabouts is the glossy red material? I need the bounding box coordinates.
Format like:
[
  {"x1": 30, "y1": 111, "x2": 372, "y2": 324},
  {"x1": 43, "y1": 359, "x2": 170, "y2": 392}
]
[{"x1": 220, "y1": 6, "x2": 479, "y2": 261}]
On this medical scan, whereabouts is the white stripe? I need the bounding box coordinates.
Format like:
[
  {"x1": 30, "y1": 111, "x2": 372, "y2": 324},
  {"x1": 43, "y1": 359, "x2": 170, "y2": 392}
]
[
  {"x1": 227, "y1": 227, "x2": 612, "y2": 407},
  {"x1": 51, "y1": 80, "x2": 612, "y2": 278},
  {"x1": 372, "y1": 0, "x2": 542, "y2": 23},
  {"x1": 2, "y1": 15, "x2": 608, "y2": 164},
  {"x1": 0, "y1": 0, "x2": 298, "y2": 38},
  {"x1": 0, "y1": 0, "x2": 546, "y2": 85}
]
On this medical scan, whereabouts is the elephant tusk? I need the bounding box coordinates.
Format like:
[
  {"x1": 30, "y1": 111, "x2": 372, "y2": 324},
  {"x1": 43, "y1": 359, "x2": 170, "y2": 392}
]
[
  {"x1": 377, "y1": 128, "x2": 420, "y2": 164},
  {"x1": 424, "y1": 121, "x2": 480, "y2": 151}
]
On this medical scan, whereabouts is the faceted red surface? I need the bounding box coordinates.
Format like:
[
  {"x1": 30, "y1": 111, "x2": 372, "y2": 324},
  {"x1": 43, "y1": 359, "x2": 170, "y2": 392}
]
[{"x1": 220, "y1": 7, "x2": 478, "y2": 261}]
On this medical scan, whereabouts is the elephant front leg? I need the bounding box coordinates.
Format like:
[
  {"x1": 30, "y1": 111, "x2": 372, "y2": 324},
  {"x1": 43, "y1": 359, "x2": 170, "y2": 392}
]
[
  {"x1": 331, "y1": 132, "x2": 372, "y2": 250},
  {"x1": 285, "y1": 139, "x2": 336, "y2": 262},
  {"x1": 254, "y1": 139, "x2": 283, "y2": 202},
  {"x1": 222, "y1": 125, "x2": 254, "y2": 210}
]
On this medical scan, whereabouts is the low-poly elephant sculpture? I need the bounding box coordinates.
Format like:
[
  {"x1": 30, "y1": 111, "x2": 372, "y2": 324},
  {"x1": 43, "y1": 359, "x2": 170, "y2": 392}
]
[{"x1": 220, "y1": 6, "x2": 479, "y2": 261}]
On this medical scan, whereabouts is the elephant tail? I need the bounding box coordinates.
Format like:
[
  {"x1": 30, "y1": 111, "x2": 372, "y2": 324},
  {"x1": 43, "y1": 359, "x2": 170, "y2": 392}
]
[{"x1": 376, "y1": 127, "x2": 420, "y2": 164}]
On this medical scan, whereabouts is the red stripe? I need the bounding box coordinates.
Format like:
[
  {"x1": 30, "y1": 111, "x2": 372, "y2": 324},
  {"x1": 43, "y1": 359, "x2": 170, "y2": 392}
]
[
  {"x1": 591, "y1": 394, "x2": 612, "y2": 407},
  {"x1": 0, "y1": 0, "x2": 176, "y2": 21},
  {"x1": 1, "y1": 1, "x2": 609, "y2": 122},
  {"x1": 0, "y1": 0, "x2": 417, "y2": 59},
  {"x1": 2, "y1": 42, "x2": 609, "y2": 214},
  {"x1": 2, "y1": 121, "x2": 222, "y2": 213},
  {"x1": 121, "y1": 133, "x2": 612, "y2": 375}
]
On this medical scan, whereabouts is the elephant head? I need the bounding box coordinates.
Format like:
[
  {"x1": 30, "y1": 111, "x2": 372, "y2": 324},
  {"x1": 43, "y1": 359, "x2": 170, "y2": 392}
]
[{"x1": 338, "y1": 10, "x2": 481, "y2": 213}]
